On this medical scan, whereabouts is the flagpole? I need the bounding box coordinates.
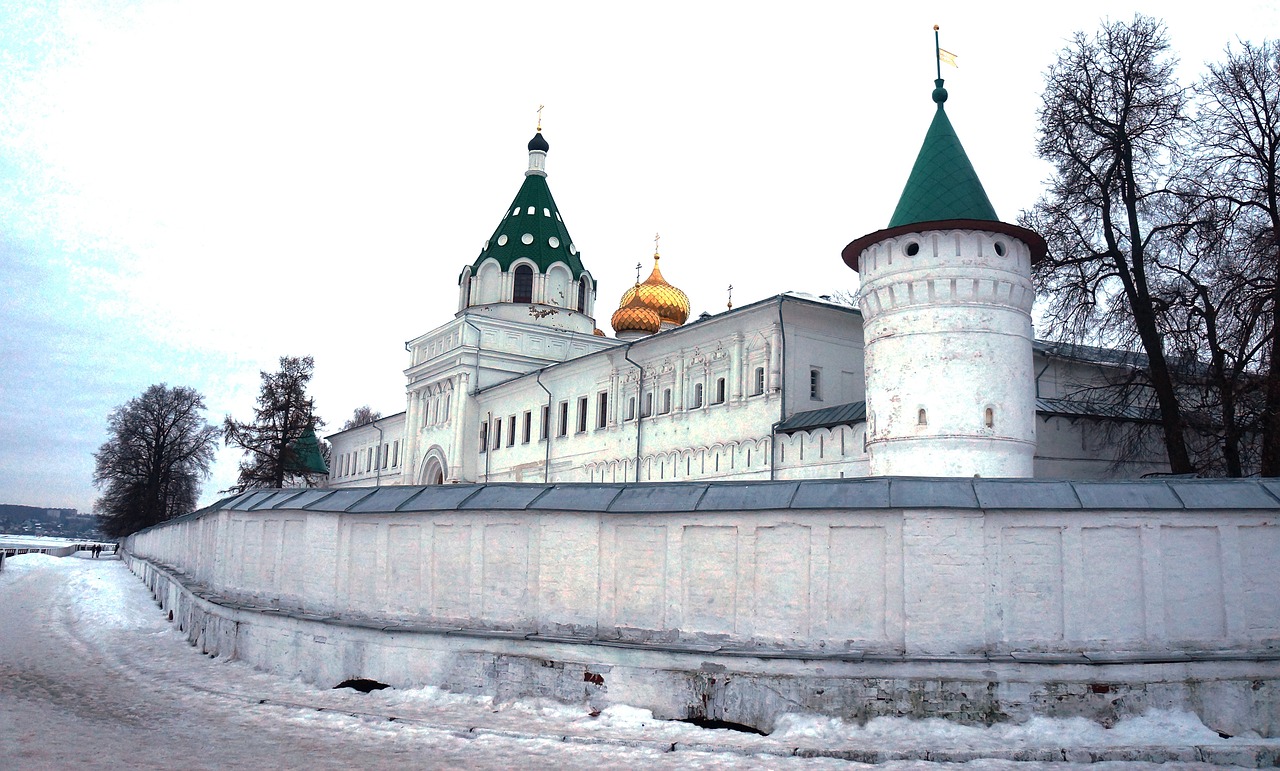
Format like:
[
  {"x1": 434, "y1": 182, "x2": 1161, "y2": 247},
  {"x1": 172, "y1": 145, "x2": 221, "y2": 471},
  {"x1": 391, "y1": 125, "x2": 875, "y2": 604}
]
[{"x1": 934, "y1": 24, "x2": 941, "y2": 80}]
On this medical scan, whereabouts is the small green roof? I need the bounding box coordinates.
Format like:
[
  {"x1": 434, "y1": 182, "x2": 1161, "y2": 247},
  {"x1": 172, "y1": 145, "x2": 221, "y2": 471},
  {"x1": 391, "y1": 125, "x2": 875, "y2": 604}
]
[
  {"x1": 286, "y1": 425, "x2": 329, "y2": 476},
  {"x1": 887, "y1": 80, "x2": 998, "y2": 228},
  {"x1": 467, "y1": 133, "x2": 590, "y2": 281}
]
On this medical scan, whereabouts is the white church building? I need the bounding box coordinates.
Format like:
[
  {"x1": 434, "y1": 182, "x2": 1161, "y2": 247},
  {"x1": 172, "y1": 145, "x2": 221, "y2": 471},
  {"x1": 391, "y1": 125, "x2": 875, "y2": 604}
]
[{"x1": 327, "y1": 82, "x2": 1169, "y2": 489}]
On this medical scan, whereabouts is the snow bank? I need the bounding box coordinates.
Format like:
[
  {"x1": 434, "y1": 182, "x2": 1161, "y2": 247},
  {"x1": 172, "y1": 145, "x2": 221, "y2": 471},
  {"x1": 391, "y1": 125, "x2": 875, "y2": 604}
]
[{"x1": 770, "y1": 708, "x2": 1243, "y2": 749}]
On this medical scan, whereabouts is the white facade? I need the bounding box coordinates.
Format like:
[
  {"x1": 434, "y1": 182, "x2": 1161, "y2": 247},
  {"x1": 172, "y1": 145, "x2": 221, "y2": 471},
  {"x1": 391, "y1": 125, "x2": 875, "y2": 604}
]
[
  {"x1": 325, "y1": 128, "x2": 1171, "y2": 487},
  {"x1": 326, "y1": 289, "x2": 1169, "y2": 488}
]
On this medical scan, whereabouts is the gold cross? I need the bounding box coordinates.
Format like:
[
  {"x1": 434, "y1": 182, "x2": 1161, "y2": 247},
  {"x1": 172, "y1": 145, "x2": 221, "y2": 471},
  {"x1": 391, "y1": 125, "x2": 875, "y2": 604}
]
[
  {"x1": 654, "y1": 232, "x2": 660, "y2": 254},
  {"x1": 537, "y1": 104, "x2": 544, "y2": 132}
]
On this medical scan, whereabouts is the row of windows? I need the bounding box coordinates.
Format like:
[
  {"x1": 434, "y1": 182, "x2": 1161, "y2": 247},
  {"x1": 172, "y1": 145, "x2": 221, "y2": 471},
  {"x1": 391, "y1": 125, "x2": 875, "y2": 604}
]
[
  {"x1": 421, "y1": 392, "x2": 451, "y2": 427},
  {"x1": 478, "y1": 368, "x2": 774, "y2": 455},
  {"x1": 334, "y1": 440, "x2": 401, "y2": 478},
  {"x1": 463, "y1": 264, "x2": 591, "y2": 312},
  {"x1": 867, "y1": 407, "x2": 998, "y2": 432}
]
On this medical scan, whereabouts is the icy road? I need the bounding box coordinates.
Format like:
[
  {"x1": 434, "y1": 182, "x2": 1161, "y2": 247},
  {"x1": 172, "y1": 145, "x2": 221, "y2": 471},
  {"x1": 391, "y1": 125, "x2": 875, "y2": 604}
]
[{"x1": 0, "y1": 553, "x2": 1272, "y2": 769}]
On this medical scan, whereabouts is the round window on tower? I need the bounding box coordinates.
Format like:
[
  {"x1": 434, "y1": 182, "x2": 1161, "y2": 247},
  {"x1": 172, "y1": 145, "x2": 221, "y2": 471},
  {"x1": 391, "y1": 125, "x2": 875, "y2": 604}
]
[
  {"x1": 497, "y1": 235, "x2": 508, "y2": 246},
  {"x1": 994, "y1": 241, "x2": 1007, "y2": 257},
  {"x1": 904, "y1": 241, "x2": 920, "y2": 257},
  {"x1": 548, "y1": 237, "x2": 560, "y2": 248},
  {"x1": 521, "y1": 233, "x2": 534, "y2": 245}
]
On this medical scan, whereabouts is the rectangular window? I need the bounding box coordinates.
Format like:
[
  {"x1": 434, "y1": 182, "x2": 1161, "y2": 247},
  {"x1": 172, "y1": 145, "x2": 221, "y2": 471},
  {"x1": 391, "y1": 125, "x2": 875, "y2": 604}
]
[
  {"x1": 626, "y1": 396, "x2": 636, "y2": 421},
  {"x1": 479, "y1": 423, "x2": 487, "y2": 453},
  {"x1": 507, "y1": 415, "x2": 516, "y2": 447},
  {"x1": 753, "y1": 366, "x2": 765, "y2": 396},
  {"x1": 392, "y1": 440, "x2": 400, "y2": 467},
  {"x1": 715, "y1": 377, "x2": 726, "y2": 404},
  {"x1": 692, "y1": 383, "x2": 704, "y2": 409},
  {"x1": 381, "y1": 444, "x2": 389, "y2": 468},
  {"x1": 810, "y1": 367, "x2": 822, "y2": 400},
  {"x1": 541, "y1": 405, "x2": 550, "y2": 440},
  {"x1": 493, "y1": 418, "x2": 502, "y2": 449},
  {"x1": 643, "y1": 392, "x2": 653, "y2": 418},
  {"x1": 367, "y1": 448, "x2": 374, "y2": 471},
  {"x1": 576, "y1": 396, "x2": 588, "y2": 433},
  {"x1": 558, "y1": 401, "x2": 569, "y2": 437},
  {"x1": 596, "y1": 391, "x2": 608, "y2": 429},
  {"x1": 522, "y1": 411, "x2": 532, "y2": 444},
  {"x1": 662, "y1": 388, "x2": 672, "y2": 414}
]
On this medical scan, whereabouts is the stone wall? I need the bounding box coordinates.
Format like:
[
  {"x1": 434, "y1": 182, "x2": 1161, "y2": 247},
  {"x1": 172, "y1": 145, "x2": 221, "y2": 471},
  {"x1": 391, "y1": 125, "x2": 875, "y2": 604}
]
[{"x1": 123, "y1": 478, "x2": 1280, "y2": 735}]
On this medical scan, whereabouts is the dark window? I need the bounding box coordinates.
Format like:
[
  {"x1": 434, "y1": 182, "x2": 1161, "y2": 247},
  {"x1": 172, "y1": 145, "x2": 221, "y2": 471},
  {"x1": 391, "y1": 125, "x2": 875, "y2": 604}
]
[
  {"x1": 558, "y1": 401, "x2": 569, "y2": 437},
  {"x1": 479, "y1": 423, "x2": 488, "y2": 453},
  {"x1": 523, "y1": 411, "x2": 532, "y2": 443},
  {"x1": 513, "y1": 265, "x2": 533, "y2": 303},
  {"x1": 540, "y1": 405, "x2": 549, "y2": 440},
  {"x1": 753, "y1": 367, "x2": 765, "y2": 396},
  {"x1": 577, "y1": 396, "x2": 588, "y2": 432},
  {"x1": 577, "y1": 278, "x2": 587, "y2": 312},
  {"x1": 715, "y1": 377, "x2": 726, "y2": 404},
  {"x1": 507, "y1": 415, "x2": 516, "y2": 446},
  {"x1": 596, "y1": 392, "x2": 608, "y2": 428}
]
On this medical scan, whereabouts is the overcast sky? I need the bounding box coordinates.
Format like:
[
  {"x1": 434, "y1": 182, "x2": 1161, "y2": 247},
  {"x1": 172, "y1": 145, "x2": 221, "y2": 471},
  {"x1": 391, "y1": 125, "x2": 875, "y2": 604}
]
[{"x1": 1, "y1": 0, "x2": 1276, "y2": 514}]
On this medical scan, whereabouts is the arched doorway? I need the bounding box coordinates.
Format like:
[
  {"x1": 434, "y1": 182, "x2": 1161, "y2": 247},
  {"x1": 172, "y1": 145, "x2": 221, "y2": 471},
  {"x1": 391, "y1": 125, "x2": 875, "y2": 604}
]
[{"x1": 422, "y1": 456, "x2": 445, "y2": 485}]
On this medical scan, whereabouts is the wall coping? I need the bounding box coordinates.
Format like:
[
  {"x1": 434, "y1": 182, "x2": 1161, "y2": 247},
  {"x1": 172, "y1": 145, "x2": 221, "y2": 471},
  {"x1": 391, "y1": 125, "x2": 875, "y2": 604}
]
[{"x1": 168, "y1": 478, "x2": 1280, "y2": 526}]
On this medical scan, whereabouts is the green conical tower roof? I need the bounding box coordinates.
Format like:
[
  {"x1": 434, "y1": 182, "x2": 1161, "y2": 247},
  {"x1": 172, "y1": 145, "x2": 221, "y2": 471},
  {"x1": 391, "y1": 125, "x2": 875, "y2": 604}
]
[
  {"x1": 467, "y1": 132, "x2": 590, "y2": 281},
  {"x1": 887, "y1": 79, "x2": 998, "y2": 228},
  {"x1": 841, "y1": 78, "x2": 1047, "y2": 271},
  {"x1": 286, "y1": 425, "x2": 329, "y2": 476}
]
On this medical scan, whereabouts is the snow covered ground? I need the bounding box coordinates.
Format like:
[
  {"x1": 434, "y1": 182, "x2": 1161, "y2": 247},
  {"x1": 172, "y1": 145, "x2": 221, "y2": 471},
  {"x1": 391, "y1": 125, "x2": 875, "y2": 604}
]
[{"x1": 1, "y1": 553, "x2": 1276, "y2": 769}]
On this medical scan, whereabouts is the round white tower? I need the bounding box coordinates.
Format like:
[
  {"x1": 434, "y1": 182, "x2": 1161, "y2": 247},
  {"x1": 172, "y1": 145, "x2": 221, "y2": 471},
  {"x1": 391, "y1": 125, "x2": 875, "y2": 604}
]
[{"x1": 843, "y1": 79, "x2": 1047, "y2": 478}]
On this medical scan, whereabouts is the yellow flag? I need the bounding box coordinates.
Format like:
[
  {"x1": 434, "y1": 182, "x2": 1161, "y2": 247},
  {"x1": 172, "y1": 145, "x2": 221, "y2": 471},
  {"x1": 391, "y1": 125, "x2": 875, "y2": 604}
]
[{"x1": 939, "y1": 48, "x2": 959, "y2": 68}]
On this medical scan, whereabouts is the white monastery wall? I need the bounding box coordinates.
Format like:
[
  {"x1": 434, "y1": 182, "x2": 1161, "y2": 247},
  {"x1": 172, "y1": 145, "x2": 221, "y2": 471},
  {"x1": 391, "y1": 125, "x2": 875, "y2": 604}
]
[
  {"x1": 129, "y1": 480, "x2": 1280, "y2": 657},
  {"x1": 124, "y1": 478, "x2": 1280, "y2": 736}
]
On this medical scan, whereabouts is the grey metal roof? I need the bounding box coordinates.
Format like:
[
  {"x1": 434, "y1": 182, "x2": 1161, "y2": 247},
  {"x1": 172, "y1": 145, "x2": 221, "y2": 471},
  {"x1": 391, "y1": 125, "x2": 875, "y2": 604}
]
[
  {"x1": 196, "y1": 478, "x2": 1280, "y2": 514},
  {"x1": 777, "y1": 398, "x2": 1157, "y2": 434},
  {"x1": 1036, "y1": 397, "x2": 1159, "y2": 423},
  {"x1": 777, "y1": 402, "x2": 867, "y2": 433}
]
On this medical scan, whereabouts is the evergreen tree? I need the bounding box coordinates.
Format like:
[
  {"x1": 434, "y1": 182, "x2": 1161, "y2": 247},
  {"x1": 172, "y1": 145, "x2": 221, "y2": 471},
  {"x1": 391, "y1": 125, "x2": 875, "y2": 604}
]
[{"x1": 223, "y1": 356, "x2": 328, "y2": 491}]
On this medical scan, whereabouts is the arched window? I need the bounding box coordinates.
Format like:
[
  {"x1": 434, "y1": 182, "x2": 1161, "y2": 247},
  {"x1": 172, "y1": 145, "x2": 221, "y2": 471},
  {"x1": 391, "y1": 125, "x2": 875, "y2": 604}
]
[
  {"x1": 693, "y1": 383, "x2": 704, "y2": 408},
  {"x1": 513, "y1": 265, "x2": 533, "y2": 304},
  {"x1": 715, "y1": 377, "x2": 726, "y2": 404},
  {"x1": 460, "y1": 268, "x2": 472, "y2": 308},
  {"x1": 917, "y1": 409, "x2": 928, "y2": 426},
  {"x1": 984, "y1": 407, "x2": 995, "y2": 428},
  {"x1": 662, "y1": 388, "x2": 672, "y2": 414},
  {"x1": 577, "y1": 278, "x2": 588, "y2": 312}
]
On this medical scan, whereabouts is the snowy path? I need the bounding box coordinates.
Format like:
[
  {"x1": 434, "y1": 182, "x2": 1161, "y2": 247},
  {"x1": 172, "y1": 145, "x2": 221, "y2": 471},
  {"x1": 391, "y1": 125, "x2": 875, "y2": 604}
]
[{"x1": 0, "y1": 554, "x2": 1268, "y2": 769}]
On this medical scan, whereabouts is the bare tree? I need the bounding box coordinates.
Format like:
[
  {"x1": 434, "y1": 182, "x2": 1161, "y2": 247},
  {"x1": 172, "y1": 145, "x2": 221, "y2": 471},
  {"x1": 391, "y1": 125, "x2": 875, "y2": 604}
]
[
  {"x1": 93, "y1": 384, "x2": 219, "y2": 537},
  {"x1": 1022, "y1": 15, "x2": 1195, "y2": 472},
  {"x1": 342, "y1": 405, "x2": 382, "y2": 431},
  {"x1": 223, "y1": 356, "x2": 328, "y2": 491},
  {"x1": 1184, "y1": 39, "x2": 1280, "y2": 473}
]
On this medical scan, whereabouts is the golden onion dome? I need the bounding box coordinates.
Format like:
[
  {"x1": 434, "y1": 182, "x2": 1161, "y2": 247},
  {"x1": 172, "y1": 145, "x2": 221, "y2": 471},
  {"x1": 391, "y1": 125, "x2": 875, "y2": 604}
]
[
  {"x1": 611, "y1": 291, "x2": 663, "y2": 335},
  {"x1": 616, "y1": 252, "x2": 690, "y2": 327},
  {"x1": 593, "y1": 327, "x2": 606, "y2": 337}
]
